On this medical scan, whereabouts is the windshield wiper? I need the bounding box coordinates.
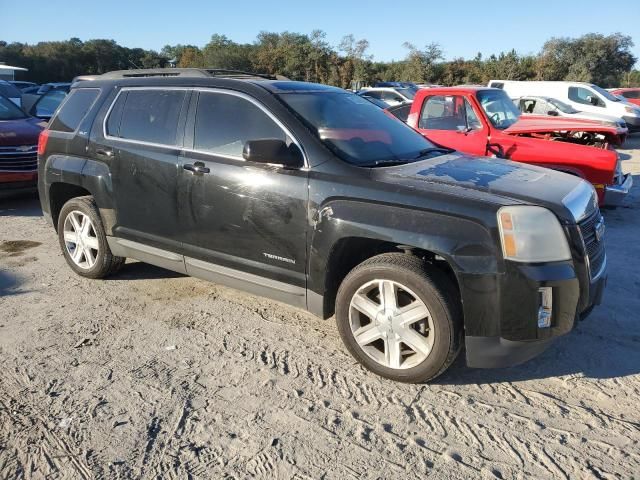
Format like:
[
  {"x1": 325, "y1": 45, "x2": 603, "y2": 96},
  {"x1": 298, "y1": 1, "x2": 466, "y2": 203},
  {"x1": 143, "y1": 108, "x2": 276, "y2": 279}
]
[
  {"x1": 414, "y1": 147, "x2": 453, "y2": 159},
  {"x1": 362, "y1": 159, "x2": 411, "y2": 168}
]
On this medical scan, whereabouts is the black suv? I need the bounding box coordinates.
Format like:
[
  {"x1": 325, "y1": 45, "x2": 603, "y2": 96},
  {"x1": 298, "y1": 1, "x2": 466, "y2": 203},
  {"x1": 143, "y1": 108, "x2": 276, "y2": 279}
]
[{"x1": 37, "y1": 68, "x2": 607, "y2": 382}]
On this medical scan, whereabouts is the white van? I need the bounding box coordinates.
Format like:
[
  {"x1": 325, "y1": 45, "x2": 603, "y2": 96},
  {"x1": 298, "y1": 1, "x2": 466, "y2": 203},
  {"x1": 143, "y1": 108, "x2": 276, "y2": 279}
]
[{"x1": 488, "y1": 80, "x2": 640, "y2": 132}]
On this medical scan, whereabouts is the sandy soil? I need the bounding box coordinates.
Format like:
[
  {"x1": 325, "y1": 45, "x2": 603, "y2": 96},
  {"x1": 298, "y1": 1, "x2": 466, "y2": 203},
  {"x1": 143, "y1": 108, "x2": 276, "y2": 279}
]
[{"x1": 1, "y1": 136, "x2": 639, "y2": 479}]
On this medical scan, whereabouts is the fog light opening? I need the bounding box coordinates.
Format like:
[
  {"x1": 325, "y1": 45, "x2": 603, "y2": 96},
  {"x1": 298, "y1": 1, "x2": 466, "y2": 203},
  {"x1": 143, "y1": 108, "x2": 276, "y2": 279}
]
[{"x1": 538, "y1": 287, "x2": 552, "y2": 328}]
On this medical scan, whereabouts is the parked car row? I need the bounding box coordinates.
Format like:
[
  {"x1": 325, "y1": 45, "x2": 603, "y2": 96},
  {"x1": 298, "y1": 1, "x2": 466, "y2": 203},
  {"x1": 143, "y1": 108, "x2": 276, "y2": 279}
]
[{"x1": 0, "y1": 80, "x2": 74, "y2": 197}]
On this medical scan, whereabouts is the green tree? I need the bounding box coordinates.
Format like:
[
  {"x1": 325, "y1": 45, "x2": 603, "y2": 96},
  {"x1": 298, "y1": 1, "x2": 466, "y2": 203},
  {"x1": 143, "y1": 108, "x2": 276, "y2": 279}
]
[{"x1": 538, "y1": 33, "x2": 636, "y2": 86}]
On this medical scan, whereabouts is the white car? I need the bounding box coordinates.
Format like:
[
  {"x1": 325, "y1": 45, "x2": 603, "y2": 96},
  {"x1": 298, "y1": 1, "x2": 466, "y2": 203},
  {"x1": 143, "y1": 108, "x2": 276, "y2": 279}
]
[
  {"x1": 357, "y1": 87, "x2": 415, "y2": 106},
  {"x1": 488, "y1": 79, "x2": 640, "y2": 132},
  {"x1": 516, "y1": 96, "x2": 628, "y2": 130}
]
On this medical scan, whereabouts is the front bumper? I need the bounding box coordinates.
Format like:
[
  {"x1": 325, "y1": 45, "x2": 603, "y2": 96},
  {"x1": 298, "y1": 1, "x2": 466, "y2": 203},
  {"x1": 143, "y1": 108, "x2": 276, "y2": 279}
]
[
  {"x1": 603, "y1": 174, "x2": 633, "y2": 207},
  {"x1": 622, "y1": 115, "x2": 640, "y2": 133},
  {"x1": 0, "y1": 172, "x2": 38, "y2": 197},
  {"x1": 462, "y1": 256, "x2": 606, "y2": 369}
]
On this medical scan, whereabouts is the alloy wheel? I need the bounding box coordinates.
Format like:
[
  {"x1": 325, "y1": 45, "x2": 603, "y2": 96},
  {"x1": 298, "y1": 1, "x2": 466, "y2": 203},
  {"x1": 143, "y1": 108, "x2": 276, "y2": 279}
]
[
  {"x1": 348, "y1": 279, "x2": 435, "y2": 370},
  {"x1": 63, "y1": 210, "x2": 100, "y2": 270}
]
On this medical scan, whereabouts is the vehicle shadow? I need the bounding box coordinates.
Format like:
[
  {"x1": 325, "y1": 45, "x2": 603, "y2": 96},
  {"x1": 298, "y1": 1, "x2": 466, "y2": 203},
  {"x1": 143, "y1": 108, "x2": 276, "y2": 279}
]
[
  {"x1": 0, "y1": 193, "x2": 42, "y2": 218},
  {"x1": 107, "y1": 261, "x2": 186, "y2": 281},
  {"x1": 435, "y1": 325, "x2": 640, "y2": 385}
]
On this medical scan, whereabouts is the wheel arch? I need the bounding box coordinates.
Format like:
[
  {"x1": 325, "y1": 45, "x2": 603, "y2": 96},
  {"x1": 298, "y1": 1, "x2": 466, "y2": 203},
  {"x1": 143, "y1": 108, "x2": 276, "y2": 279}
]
[
  {"x1": 44, "y1": 156, "x2": 115, "y2": 232},
  {"x1": 307, "y1": 201, "x2": 497, "y2": 320}
]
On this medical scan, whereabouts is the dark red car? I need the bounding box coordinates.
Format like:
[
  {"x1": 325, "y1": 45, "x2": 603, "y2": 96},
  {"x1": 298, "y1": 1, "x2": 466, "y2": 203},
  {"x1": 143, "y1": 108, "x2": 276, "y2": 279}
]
[
  {"x1": 610, "y1": 88, "x2": 640, "y2": 108},
  {"x1": 0, "y1": 95, "x2": 44, "y2": 197}
]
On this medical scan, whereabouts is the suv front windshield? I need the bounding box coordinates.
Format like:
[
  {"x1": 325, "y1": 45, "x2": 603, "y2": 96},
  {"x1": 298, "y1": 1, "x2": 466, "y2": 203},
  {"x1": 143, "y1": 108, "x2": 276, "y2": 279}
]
[
  {"x1": 477, "y1": 89, "x2": 521, "y2": 129},
  {"x1": 0, "y1": 95, "x2": 27, "y2": 120},
  {"x1": 279, "y1": 92, "x2": 441, "y2": 166}
]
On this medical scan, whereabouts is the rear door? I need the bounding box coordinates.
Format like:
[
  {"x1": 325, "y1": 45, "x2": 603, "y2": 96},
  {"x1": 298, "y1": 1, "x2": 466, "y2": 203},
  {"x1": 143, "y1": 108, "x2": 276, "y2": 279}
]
[
  {"x1": 98, "y1": 87, "x2": 190, "y2": 252},
  {"x1": 416, "y1": 94, "x2": 487, "y2": 155},
  {"x1": 177, "y1": 89, "x2": 309, "y2": 295}
]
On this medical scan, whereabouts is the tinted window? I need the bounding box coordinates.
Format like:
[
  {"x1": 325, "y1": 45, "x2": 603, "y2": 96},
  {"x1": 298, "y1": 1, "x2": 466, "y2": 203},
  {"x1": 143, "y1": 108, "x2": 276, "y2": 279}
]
[
  {"x1": 279, "y1": 92, "x2": 438, "y2": 166},
  {"x1": 194, "y1": 92, "x2": 285, "y2": 157},
  {"x1": 115, "y1": 90, "x2": 186, "y2": 145},
  {"x1": 31, "y1": 90, "x2": 67, "y2": 118},
  {"x1": 387, "y1": 104, "x2": 411, "y2": 122},
  {"x1": 0, "y1": 81, "x2": 22, "y2": 98},
  {"x1": 568, "y1": 86, "x2": 604, "y2": 107},
  {"x1": 0, "y1": 95, "x2": 27, "y2": 120},
  {"x1": 622, "y1": 90, "x2": 640, "y2": 99},
  {"x1": 49, "y1": 89, "x2": 100, "y2": 132},
  {"x1": 362, "y1": 91, "x2": 382, "y2": 99}
]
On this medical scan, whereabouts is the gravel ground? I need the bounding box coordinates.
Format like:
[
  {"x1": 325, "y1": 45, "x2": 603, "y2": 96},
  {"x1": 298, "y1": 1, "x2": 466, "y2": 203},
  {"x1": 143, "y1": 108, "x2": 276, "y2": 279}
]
[{"x1": 1, "y1": 136, "x2": 639, "y2": 479}]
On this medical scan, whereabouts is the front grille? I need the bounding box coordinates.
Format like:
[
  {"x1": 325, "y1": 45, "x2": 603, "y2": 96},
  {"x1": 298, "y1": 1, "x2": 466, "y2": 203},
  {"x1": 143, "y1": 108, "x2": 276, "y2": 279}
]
[
  {"x1": 578, "y1": 209, "x2": 606, "y2": 278},
  {"x1": 0, "y1": 145, "x2": 38, "y2": 172}
]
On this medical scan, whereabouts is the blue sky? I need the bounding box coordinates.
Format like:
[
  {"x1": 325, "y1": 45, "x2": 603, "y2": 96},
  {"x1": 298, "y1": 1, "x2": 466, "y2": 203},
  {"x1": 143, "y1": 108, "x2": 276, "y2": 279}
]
[{"x1": 2, "y1": 0, "x2": 639, "y2": 64}]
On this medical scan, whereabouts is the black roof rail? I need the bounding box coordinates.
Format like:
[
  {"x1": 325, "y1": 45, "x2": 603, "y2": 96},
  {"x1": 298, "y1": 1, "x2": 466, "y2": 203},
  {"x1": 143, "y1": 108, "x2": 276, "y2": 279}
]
[
  {"x1": 99, "y1": 68, "x2": 278, "y2": 80},
  {"x1": 203, "y1": 69, "x2": 277, "y2": 80}
]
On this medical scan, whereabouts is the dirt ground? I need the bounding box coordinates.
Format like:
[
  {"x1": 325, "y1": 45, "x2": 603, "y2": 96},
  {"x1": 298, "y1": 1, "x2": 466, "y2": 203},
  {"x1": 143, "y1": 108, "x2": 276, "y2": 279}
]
[{"x1": 1, "y1": 136, "x2": 639, "y2": 480}]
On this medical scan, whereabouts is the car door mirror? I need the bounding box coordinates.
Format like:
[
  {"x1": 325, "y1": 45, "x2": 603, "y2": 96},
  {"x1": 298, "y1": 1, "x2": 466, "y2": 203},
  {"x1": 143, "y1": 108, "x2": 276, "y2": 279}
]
[
  {"x1": 586, "y1": 95, "x2": 599, "y2": 106},
  {"x1": 242, "y1": 139, "x2": 304, "y2": 169}
]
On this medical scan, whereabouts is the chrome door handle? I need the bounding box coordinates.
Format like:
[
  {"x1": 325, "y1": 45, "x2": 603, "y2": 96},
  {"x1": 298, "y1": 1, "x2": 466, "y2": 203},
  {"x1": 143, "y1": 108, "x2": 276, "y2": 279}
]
[{"x1": 183, "y1": 162, "x2": 210, "y2": 175}]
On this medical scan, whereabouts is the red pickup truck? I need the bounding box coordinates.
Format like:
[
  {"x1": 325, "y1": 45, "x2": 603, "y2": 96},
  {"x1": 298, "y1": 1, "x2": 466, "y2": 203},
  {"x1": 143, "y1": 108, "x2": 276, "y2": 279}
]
[{"x1": 406, "y1": 87, "x2": 632, "y2": 206}]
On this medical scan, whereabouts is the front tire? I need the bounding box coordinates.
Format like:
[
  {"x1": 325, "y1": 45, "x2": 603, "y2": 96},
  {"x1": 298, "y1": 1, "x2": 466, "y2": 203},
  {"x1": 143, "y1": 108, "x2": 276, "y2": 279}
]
[
  {"x1": 57, "y1": 196, "x2": 125, "y2": 279},
  {"x1": 336, "y1": 253, "x2": 462, "y2": 383}
]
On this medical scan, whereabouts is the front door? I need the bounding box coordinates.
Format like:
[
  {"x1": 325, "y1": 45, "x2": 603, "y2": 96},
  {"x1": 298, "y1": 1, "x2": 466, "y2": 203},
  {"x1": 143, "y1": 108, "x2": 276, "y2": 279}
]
[
  {"x1": 177, "y1": 90, "x2": 309, "y2": 294},
  {"x1": 416, "y1": 94, "x2": 488, "y2": 156}
]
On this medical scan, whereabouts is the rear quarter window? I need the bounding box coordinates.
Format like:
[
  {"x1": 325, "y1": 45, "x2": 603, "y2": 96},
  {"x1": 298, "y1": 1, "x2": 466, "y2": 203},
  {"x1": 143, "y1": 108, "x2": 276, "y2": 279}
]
[{"x1": 49, "y1": 89, "x2": 100, "y2": 133}]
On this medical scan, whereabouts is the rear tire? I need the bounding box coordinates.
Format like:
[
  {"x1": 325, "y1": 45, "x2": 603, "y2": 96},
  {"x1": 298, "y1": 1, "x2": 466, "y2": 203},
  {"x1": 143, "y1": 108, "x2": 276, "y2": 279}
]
[
  {"x1": 57, "y1": 196, "x2": 125, "y2": 279},
  {"x1": 335, "y1": 253, "x2": 462, "y2": 383}
]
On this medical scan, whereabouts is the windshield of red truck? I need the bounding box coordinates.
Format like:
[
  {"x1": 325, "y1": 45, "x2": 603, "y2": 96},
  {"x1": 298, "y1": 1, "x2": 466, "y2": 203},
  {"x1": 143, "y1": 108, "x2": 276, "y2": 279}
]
[
  {"x1": 280, "y1": 92, "x2": 440, "y2": 166},
  {"x1": 477, "y1": 89, "x2": 521, "y2": 129}
]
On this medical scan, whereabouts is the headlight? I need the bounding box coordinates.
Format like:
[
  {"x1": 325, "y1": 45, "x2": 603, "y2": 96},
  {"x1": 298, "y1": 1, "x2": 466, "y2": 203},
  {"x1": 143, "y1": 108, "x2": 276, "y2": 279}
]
[{"x1": 497, "y1": 206, "x2": 571, "y2": 262}]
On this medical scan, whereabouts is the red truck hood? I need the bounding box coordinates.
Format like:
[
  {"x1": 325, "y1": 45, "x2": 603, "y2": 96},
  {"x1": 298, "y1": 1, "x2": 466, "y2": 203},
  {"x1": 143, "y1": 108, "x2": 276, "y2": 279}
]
[
  {"x1": 0, "y1": 117, "x2": 45, "y2": 147},
  {"x1": 504, "y1": 116, "x2": 625, "y2": 138}
]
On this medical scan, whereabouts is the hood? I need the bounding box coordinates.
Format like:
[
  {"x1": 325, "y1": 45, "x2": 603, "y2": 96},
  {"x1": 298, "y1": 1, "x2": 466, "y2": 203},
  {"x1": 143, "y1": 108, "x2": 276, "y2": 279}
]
[
  {"x1": 374, "y1": 152, "x2": 589, "y2": 222},
  {"x1": 569, "y1": 111, "x2": 625, "y2": 126},
  {"x1": 0, "y1": 117, "x2": 45, "y2": 147},
  {"x1": 504, "y1": 115, "x2": 626, "y2": 136}
]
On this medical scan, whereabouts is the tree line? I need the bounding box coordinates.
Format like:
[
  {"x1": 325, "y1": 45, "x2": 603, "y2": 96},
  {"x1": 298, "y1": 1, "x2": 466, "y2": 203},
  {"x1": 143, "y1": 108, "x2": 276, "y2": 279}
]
[{"x1": 1, "y1": 32, "x2": 638, "y2": 88}]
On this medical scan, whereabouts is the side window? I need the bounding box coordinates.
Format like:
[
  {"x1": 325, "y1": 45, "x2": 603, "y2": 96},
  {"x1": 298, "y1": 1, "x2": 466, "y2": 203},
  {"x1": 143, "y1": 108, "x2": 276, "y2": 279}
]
[
  {"x1": 381, "y1": 91, "x2": 403, "y2": 103},
  {"x1": 49, "y1": 89, "x2": 100, "y2": 133},
  {"x1": 622, "y1": 91, "x2": 639, "y2": 99},
  {"x1": 568, "y1": 87, "x2": 604, "y2": 107},
  {"x1": 363, "y1": 91, "x2": 382, "y2": 99},
  {"x1": 464, "y1": 99, "x2": 482, "y2": 129},
  {"x1": 194, "y1": 92, "x2": 286, "y2": 157},
  {"x1": 420, "y1": 95, "x2": 469, "y2": 130},
  {"x1": 111, "y1": 90, "x2": 186, "y2": 145},
  {"x1": 534, "y1": 99, "x2": 551, "y2": 114}
]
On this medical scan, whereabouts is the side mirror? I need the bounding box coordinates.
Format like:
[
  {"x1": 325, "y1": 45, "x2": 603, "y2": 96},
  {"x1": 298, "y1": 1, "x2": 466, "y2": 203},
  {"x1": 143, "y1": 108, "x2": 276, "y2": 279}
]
[
  {"x1": 547, "y1": 110, "x2": 559, "y2": 116},
  {"x1": 586, "y1": 95, "x2": 599, "y2": 106},
  {"x1": 242, "y1": 139, "x2": 303, "y2": 169}
]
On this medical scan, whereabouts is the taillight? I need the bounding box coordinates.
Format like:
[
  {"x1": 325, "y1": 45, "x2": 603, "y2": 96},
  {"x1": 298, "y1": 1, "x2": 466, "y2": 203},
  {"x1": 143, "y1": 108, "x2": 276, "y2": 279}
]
[{"x1": 37, "y1": 129, "x2": 50, "y2": 156}]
